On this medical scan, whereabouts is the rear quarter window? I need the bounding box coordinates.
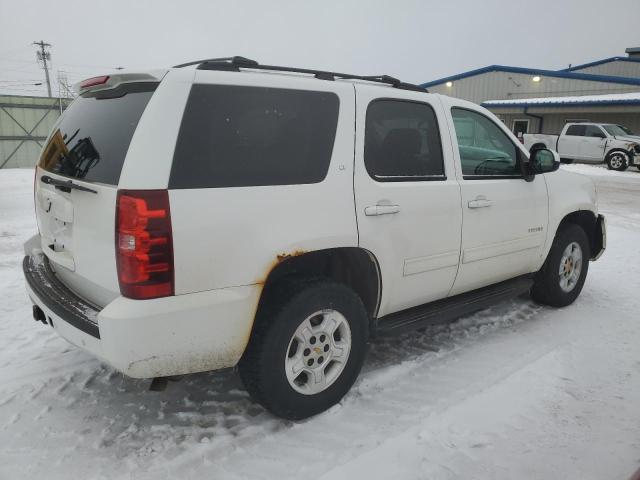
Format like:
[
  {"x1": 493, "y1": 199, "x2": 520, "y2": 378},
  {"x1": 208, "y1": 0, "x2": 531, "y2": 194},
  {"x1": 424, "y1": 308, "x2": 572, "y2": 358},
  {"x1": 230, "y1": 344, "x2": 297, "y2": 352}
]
[
  {"x1": 38, "y1": 83, "x2": 156, "y2": 185},
  {"x1": 169, "y1": 84, "x2": 340, "y2": 189}
]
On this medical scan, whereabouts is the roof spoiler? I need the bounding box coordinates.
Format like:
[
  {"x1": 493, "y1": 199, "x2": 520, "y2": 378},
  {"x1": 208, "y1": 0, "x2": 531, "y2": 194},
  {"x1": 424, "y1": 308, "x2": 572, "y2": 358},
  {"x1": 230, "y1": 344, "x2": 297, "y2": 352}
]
[{"x1": 74, "y1": 70, "x2": 168, "y2": 94}]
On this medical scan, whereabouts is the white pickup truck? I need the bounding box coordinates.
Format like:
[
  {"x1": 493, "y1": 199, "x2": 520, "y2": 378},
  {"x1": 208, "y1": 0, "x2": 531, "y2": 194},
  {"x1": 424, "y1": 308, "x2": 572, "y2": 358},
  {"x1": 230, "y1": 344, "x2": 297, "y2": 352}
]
[{"x1": 523, "y1": 123, "x2": 640, "y2": 171}]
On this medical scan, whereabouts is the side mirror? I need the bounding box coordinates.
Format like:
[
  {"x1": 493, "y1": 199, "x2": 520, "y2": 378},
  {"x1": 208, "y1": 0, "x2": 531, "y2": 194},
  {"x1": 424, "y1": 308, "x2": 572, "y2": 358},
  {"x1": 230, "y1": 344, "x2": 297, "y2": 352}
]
[{"x1": 530, "y1": 148, "x2": 560, "y2": 174}]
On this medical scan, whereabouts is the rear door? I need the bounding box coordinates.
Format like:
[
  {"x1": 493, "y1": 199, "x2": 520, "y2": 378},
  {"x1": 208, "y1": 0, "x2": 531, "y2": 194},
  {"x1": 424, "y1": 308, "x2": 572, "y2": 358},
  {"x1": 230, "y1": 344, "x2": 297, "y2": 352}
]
[
  {"x1": 34, "y1": 80, "x2": 159, "y2": 306},
  {"x1": 354, "y1": 86, "x2": 462, "y2": 316}
]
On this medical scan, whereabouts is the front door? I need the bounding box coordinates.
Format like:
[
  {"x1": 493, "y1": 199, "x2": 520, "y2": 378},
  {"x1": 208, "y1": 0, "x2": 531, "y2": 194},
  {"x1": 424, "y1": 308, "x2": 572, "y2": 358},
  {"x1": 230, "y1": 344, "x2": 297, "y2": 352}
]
[
  {"x1": 580, "y1": 125, "x2": 607, "y2": 161},
  {"x1": 445, "y1": 103, "x2": 548, "y2": 295},
  {"x1": 557, "y1": 124, "x2": 586, "y2": 160},
  {"x1": 354, "y1": 86, "x2": 462, "y2": 316}
]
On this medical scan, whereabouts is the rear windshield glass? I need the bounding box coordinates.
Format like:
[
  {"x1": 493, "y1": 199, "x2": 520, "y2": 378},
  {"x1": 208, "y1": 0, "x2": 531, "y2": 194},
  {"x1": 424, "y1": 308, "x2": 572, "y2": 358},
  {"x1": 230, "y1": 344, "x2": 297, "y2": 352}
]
[
  {"x1": 169, "y1": 84, "x2": 339, "y2": 189},
  {"x1": 38, "y1": 83, "x2": 156, "y2": 185}
]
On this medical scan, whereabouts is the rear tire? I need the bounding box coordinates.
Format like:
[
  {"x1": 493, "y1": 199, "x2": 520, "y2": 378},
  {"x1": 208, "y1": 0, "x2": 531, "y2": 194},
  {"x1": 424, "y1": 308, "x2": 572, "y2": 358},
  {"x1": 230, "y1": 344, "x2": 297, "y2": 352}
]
[
  {"x1": 606, "y1": 151, "x2": 629, "y2": 171},
  {"x1": 238, "y1": 277, "x2": 369, "y2": 420},
  {"x1": 560, "y1": 158, "x2": 574, "y2": 164},
  {"x1": 531, "y1": 224, "x2": 590, "y2": 307}
]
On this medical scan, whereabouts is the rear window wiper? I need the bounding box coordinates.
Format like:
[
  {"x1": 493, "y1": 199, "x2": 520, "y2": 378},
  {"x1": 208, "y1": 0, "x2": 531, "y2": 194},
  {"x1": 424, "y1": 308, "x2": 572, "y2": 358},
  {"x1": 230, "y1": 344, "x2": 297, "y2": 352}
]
[{"x1": 40, "y1": 175, "x2": 98, "y2": 194}]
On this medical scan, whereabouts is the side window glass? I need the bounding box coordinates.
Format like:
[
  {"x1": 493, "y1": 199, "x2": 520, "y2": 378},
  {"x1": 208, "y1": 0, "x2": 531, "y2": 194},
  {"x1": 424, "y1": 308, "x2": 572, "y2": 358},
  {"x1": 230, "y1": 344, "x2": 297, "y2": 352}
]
[
  {"x1": 565, "y1": 125, "x2": 586, "y2": 136},
  {"x1": 584, "y1": 125, "x2": 605, "y2": 138},
  {"x1": 451, "y1": 108, "x2": 520, "y2": 177},
  {"x1": 364, "y1": 99, "x2": 445, "y2": 181},
  {"x1": 170, "y1": 85, "x2": 339, "y2": 189}
]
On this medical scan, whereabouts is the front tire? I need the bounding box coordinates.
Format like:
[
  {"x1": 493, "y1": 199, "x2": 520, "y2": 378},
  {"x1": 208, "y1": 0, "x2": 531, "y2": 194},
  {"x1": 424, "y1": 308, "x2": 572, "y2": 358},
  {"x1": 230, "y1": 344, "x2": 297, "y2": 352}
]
[
  {"x1": 531, "y1": 224, "x2": 590, "y2": 307},
  {"x1": 606, "y1": 151, "x2": 629, "y2": 171},
  {"x1": 238, "y1": 277, "x2": 369, "y2": 420}
]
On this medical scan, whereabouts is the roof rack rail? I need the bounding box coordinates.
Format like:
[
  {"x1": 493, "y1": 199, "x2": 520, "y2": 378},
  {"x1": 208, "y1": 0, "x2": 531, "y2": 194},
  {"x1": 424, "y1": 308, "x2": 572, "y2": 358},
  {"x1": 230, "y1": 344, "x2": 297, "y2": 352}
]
[
  {"x1": 172, "y1": 56, "x2": 259, "y2": 69},
  {"x1": 173, "y1": 56, "x2": 428, "y2": 92}
]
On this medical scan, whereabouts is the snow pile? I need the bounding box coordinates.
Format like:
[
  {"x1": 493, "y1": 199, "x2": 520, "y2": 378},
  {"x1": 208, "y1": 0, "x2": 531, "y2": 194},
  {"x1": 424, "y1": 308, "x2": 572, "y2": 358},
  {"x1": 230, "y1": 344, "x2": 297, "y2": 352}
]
[
  {"x1": 0, "y1": 167, "x2": 639, "y2": 479},
  {"x1": 562, "y1": 163, "x2": 640, "y2": 178},
  {"x1": 484, "y1": 91, "x2": 640, "y2": 107}
]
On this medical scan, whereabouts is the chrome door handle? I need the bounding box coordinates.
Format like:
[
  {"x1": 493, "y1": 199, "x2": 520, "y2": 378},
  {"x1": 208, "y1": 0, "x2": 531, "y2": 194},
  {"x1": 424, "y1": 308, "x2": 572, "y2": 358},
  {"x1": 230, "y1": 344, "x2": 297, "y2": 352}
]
[
  {"x1": 468, "y1": 197, "x2": 492, "y2": 209},
  {"x1": 365, "y1": 204, "x2": 400, "y2": 216}
]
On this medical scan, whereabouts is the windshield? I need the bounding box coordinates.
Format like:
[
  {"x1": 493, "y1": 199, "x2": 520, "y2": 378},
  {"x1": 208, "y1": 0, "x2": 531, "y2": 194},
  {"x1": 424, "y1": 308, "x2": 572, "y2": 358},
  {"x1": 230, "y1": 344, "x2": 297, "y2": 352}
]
[
  {"x1": 603, "y1": 124, "x2": 633, "y2": 137},
  {"x1": 38, "y1": 83, "x2": 157, "y2": 185}
]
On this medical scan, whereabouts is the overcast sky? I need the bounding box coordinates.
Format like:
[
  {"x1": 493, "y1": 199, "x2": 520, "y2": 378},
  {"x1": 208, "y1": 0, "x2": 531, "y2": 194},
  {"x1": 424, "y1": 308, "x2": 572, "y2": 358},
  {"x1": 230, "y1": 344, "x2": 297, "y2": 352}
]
[{"x1": 1, "y1": 0, "x2": 639, "y2": 96}]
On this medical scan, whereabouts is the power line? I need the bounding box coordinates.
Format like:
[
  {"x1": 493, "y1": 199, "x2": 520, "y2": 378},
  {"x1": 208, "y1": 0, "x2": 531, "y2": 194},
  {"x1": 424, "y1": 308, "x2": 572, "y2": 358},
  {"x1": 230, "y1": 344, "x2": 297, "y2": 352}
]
[
  {"x1": 1, "y1": 67, "x2": 46, "y2": 75},
  {"x1": 0, "y1": 79, "x2": 42, "y2": 83},
  {"x1": 32, "y1": 40, "x2": 52, "y2": 97},
  {"x1": 0, "y1": 44, "x2": 33, "y2": 57},
  {"x1": 0, "y1": 56, "x2": 122, "y2": 71}
]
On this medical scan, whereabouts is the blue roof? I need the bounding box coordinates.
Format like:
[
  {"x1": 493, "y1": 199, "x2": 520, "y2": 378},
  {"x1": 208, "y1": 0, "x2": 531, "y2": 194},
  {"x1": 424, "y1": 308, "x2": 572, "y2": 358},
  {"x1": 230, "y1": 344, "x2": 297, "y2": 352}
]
[
  {"x1": 562, "y1": 56, "x2": 640, "y2": 72},
  {"x1": 420, "y1": 65, "x2": 640, "y2": 88}
]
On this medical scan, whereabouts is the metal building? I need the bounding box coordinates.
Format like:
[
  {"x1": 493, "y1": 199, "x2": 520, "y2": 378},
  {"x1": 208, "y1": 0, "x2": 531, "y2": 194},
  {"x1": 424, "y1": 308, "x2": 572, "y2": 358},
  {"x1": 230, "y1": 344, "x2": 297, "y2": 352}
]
[
  {"x1": 421, "y1": 47, "x2": 640, "y2": 137},
  {"x1": 0, "y1": 95, "x2": 70, "y2": 169}
]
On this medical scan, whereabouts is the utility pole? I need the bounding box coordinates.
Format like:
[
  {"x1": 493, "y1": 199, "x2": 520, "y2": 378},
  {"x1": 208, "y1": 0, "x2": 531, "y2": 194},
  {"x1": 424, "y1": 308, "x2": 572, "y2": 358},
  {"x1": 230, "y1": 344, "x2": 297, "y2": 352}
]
[{"x1": 33, "y1": 40, "x2": 52, "y2": 97}]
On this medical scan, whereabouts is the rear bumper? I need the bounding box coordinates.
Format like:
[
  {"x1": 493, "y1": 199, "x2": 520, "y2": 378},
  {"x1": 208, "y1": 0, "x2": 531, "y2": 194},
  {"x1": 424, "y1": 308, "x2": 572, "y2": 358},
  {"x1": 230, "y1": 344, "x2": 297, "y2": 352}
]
[
  {"x1": 23, "y1": 255, "x2": 101, "y2": 338},
  {"x1": 23, "y1": 252, "x2": 261, "y2": 378}
]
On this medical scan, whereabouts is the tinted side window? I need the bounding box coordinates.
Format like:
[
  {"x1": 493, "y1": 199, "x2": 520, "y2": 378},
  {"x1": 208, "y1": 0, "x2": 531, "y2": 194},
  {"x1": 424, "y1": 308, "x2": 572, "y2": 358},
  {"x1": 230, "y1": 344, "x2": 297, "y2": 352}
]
[
  {"x1": 451, "y1": 108, "x2": 520, "y2": 178},
  {"x1": 584, "y1": 125, "x2": 605, "y2": 138},
  {"x1": 565, "y1": 125, "x2": 586, "y2": 136},
  {"x1": 364, "y1": 99, "x2": 444, "y2": 181},
  {"x1": 170, "y1": 85, "x2": 339, "y2": 189},
  {"x1": 38, "y1": 83, "x2": 156, "y2": 185}
]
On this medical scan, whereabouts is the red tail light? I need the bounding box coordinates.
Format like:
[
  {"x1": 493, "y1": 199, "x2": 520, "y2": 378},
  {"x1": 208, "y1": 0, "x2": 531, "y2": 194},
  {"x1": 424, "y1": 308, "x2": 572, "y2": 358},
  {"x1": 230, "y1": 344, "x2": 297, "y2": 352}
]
[
  {"x1": 80, "y1": 75, "x2": 110, "y2": 89},
  {"x1": 116, "y1": 190, "x2": 174, "y2": 299}
]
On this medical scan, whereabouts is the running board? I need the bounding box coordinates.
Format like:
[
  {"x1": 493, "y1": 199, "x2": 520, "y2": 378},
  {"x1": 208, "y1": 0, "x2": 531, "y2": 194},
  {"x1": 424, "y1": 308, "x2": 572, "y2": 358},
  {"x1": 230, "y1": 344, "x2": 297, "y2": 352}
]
[{"x1": 375, "y1": 275, "x2": 534, "y2": 336}]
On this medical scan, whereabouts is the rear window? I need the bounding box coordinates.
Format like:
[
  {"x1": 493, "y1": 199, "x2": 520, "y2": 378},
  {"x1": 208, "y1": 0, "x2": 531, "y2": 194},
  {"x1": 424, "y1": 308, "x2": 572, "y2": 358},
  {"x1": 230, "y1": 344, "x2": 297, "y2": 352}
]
[
  {"x1": 38, "y1": 83, "x2": 156, "y2": 185},
  {"x1": 169, "y1": 84, "x2": 340, "y2": 189}
]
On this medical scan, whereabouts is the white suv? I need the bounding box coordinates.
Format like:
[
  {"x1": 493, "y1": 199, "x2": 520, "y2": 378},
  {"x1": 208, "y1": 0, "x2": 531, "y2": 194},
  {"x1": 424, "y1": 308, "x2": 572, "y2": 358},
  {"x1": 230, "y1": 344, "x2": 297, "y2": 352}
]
[{"x1": 23, "y1": 57, "x2": 606, "y2": 419}]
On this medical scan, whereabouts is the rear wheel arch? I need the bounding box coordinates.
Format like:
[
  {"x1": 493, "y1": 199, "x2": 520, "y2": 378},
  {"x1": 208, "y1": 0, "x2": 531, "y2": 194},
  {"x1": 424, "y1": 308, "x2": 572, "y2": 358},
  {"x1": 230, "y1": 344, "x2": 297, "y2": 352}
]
[{"x1": 258, "y1": 247, "x2": 382, "y2": 323}]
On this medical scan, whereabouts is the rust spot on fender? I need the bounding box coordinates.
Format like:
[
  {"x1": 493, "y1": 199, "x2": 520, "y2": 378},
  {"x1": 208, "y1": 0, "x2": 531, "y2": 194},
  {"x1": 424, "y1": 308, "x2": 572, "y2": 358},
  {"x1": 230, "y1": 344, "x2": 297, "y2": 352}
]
[
  {"x1": 256, "y1": 250, "x2": 307, "y2": 285},
  {"x1": 246, "y1": 250, "x2": 310, "y2": 352},
  {"x1": 276, "y1": 249, "x2": 306, "y2": 263}
]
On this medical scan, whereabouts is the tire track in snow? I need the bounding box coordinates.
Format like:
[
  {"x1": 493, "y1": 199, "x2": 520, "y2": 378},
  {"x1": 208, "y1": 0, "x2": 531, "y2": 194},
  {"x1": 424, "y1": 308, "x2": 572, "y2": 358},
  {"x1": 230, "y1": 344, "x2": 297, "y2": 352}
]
[{"x1": 139, "y1": 301, "x2": 572, "y2": 479}]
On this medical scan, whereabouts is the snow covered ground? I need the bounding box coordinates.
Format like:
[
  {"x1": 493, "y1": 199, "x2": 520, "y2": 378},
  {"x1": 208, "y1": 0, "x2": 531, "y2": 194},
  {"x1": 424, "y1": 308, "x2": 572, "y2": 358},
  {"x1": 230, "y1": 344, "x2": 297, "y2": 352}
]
[{"x1": 1, "y1": 165, "x2": 639, "y2": 479}]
